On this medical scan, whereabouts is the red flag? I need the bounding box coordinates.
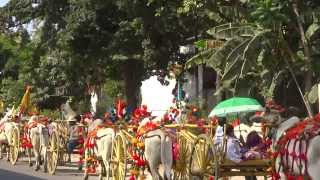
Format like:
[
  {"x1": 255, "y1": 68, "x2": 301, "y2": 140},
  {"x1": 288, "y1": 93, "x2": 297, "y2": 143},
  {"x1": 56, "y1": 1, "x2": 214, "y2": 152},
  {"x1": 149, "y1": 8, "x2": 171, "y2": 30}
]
[
  {"x1": 231, "y1": 118, "x2": 240, "y2": 127},
  {"x1": 116, "y1": 99, "x2": 126, "y2": 118}
]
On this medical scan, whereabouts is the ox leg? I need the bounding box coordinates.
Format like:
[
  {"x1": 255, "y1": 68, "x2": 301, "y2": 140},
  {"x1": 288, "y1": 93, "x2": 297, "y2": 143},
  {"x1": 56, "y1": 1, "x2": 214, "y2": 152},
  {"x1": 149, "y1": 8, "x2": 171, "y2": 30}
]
[
  {"x1": 33, "y1": 143, "x2": 41, "y2": 171},
  {"x1": 100, "y1": 136, "x2": 112, "y2": 179},
  {"x1": 149, "y1": 163, "x2": 161, "y2": 180},
  {"x1": 98, "y1": 159, "x2": 106, "y2": 180},
  {"x1": 0, "y1": 142, "x2": 3, "y2": 159},
  {"x1": 34, "y1": 151, "x2": 40, "y2": 171},
  {"x1": 78, "y1": 156, "x2": 83, "y2": 171},
  {"x1": 6, "y1": 146, "x2": 9, "y2": 162},
  {"x1": 42, "y1": 146, "x2": 48, "y2": 173},
  {"x1": 83, "y1": 148, "x2": 89, "y2": 180},
  {"x1": 162, "y1": 137, "x2": 173, "y2": 180},
  {"x1": 27, "y1": 148, "x2": 33, "y2": 166},
  {"x1": 307, "y1": 137, "x2": 320, "y2": 180}
]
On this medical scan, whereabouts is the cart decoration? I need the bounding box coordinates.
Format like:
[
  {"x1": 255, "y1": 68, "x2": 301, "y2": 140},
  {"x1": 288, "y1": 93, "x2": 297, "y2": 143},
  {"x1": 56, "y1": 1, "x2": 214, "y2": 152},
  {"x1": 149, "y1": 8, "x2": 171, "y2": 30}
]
[
  {"x1": 136, "y1": 121, "x2": 158, "y2": 137},
  {"x1": 192, "y1": 97, "x2": 273, "y2": 180},
  {"x1": 127, "y1": 106, "x2": 153, "y2": 180},
  {"x1": 272, "y1": 114, "x2": 320, "y2": 180},
  {"x1": 21, "y1": 134, "x2": 33, "y2": 148},
  {"x1": 131, "y1": 105, "x2": 151, "y2": 125},
  {"x1": 84, "y1": 122, "x2": 113, "y2": 174}
]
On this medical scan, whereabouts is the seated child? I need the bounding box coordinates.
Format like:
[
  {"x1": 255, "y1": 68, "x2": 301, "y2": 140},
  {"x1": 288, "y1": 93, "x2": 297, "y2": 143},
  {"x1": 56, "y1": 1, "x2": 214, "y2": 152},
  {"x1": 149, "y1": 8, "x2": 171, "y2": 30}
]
[{"x1": 243, "y1": 131, "x2": 268, "y2": 160}]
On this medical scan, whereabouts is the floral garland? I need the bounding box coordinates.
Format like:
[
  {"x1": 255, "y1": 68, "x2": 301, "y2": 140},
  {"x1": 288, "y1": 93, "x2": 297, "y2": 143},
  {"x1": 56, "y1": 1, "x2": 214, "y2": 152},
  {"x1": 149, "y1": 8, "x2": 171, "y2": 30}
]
[
  {"x1": 83, "y1": 124, "x2": 111, "y2": 174},
  {"x1": 136, "y1": 121, "x2": 159, "y2": 138},
  {"x1": 271, "y1": 114, "x2": 320, "y2": 180},
  {"x1": 21, "y1": 136, "x2": 33, "y2": 149},
  {"x1": 84, "y1": 135, "x2": 98, "y2": 174},
  {"x1": 76, "y1": 126, "x2": 85, "y2": 166},
  {"x1": 131, "y1": 105, "x2": 151, "y2": 125},
  {"x1": 129, "y1": 138, "x2": 146, "y2": 180}
]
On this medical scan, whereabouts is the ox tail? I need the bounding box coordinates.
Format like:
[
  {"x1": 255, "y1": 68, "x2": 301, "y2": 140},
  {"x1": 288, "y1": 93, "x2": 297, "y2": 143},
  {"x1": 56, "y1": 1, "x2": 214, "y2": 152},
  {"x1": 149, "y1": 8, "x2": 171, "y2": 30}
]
[{"x1": 160, "y1": 133, "x2": 173, "y2": 180}]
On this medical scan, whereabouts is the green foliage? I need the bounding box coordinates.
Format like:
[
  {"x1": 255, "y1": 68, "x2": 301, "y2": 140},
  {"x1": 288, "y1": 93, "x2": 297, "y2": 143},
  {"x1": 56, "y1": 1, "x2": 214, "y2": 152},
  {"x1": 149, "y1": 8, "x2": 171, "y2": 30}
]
[
  {"x1": 186, "y1": 0, "x2": 320, "y2": 111},
  {"x1": 1, "y1": 0, "x2": 319, "y2": 113},
  {"x1": 41, "y1": 109, "x2": 61, "y2": 120},
  {"x1": 0, "y1": 78, "x2": 25, "y2": 107}
]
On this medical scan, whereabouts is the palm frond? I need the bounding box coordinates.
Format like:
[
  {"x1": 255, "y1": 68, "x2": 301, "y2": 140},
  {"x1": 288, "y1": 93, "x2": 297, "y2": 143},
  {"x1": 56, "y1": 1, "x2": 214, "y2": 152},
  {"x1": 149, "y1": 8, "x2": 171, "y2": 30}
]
[{"x1": 185, "y1": 48, "x2": 216, "y2": 69}]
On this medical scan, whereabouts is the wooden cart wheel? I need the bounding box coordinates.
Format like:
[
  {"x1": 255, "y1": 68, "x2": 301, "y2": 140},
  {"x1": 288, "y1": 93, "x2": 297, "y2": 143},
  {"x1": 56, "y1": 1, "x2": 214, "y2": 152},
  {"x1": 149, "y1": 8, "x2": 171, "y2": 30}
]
[
  {"x1": 189, "y1": 134, "x2": 217, "y2": 179},
  {"x1": 9, "y1": 127, "x2": 19, "y2": 165},
  {"x1": 111, "y1": 134, "x2": 127, "y2": 180},
  {"x1": 173, "y1": 130, "x2": 192, "y2": 180},
  {"x1": 47, "y1": 130, "x2": 60, "y2": 175}
]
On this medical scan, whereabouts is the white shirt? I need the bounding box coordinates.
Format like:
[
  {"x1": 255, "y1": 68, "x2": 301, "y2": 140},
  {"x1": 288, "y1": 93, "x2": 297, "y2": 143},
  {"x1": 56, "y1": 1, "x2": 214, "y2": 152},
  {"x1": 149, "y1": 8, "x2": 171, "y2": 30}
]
[
  {"x1": 226, "y1": 136, "x2": 242, "y2": 163},
  {"x1": 214, "y1": 125, "x2": 224, "y2": 145}
]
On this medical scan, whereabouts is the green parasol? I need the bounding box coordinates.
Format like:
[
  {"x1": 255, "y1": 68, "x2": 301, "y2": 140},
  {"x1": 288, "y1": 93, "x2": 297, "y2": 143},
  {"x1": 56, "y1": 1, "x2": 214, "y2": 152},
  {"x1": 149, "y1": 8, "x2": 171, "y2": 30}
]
[{"x1": 208, "y1": 97, "x2": 264, "y2": 117}]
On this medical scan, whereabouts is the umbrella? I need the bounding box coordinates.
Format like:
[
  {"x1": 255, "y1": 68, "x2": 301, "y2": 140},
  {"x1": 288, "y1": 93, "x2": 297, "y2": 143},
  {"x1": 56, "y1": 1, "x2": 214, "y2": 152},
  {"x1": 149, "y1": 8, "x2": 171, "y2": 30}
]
[{"x1": 208, "y1": 97, "x2": 264, "y2": 117}]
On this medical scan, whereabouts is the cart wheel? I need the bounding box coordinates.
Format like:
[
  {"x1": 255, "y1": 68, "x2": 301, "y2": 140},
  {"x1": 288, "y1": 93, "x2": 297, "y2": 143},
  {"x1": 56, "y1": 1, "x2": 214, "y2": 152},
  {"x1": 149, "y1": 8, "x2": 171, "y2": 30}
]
[
  {"x1": 189, "y1": 134, "x2": 216, "y2": 179},
  {"x1": 173, "y1": 130, "x2": 192, "y2": 180},
  {"x1": 9, "y1": 127, "x2": 19, "y2": 165},
  {"x1": 58, "y1": 136, "x2": 67, "y2": 166},
  {"x1": 111, "y1": 134, "x2": 127, "y2": 180},
  {"x1": 47, "y1": 131, "x2": 60, "y2": 175}
]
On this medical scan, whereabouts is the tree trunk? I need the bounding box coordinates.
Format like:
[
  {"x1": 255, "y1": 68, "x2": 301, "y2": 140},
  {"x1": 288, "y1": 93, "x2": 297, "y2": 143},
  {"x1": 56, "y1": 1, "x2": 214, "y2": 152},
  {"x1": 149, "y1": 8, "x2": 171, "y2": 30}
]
[
  {"x1": 281, "y1": 34, "x2": 313, "y2": 118},
  {"x1": 216, "y1": 73, "x2": 222, "y2": 103},
  {"x1": 292, "y1": 0, "x2": 313, "y2": 92},
  {"x1": 122, "y1": 60, "x2": 144, "y2": 109},
  {"x1": 198, "y1": 64, "x2": 204, "y2": 108}
]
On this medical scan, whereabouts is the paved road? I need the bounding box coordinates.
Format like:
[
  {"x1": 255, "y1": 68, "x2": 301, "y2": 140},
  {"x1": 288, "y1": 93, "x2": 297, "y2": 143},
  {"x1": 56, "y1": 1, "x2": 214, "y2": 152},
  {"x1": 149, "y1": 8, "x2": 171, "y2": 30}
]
[
  {"x1": 0, "y1": 157, "x2": 94, "y2": 180},
  {"x1": 0, "y1": 157, "x2": 269, "y2": 180}
]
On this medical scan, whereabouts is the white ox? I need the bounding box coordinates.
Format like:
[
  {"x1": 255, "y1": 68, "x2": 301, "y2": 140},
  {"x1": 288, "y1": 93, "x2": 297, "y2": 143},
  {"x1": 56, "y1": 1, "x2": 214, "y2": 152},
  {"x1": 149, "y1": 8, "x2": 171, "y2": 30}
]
[
  {"x1": 138, "y1": 116, "x2": 173, "y2": 180},
  {"x1": 251, "y1": 110, "x2": 320, "y2": 180},
  {"x1": 27, "y1": 115, "x2": 49, "y2": 171},
  {"x1": 0, "y1": 108, "x2": 19, "y2": 161},
  {"x1": 61, "y1": 101, "x2": 114, "y2": 180},
  {"x1": 83, "y1": 118, "x2": 115, "y2": 180}
]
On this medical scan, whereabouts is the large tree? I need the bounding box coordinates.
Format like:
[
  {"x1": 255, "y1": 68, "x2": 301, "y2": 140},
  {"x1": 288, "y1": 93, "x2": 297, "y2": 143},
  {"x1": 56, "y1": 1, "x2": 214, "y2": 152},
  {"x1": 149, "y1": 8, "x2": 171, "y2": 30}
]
[
  {"x1": 186, "y1": 0, "x2": 320, "y2": 116},
  {"x1": 1, "y1": 0, "x2": 217, "y2": 109}
]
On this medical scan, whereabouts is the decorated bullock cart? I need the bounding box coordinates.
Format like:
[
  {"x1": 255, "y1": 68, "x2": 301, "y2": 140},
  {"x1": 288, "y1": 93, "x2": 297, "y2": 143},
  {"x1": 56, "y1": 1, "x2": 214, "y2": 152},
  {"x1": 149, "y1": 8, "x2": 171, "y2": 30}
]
[
  {"x1": 99, "y1": 105, "x2": 218, "y2": 180},
  {"x1": 46, "y1": 104, "x2": 86, "y2": 175},
  {"x1": 46, "y1": 118, "x2": 85, "y2": 175},
  {"x1": 186, "y1": 97, "x2": 273, "y2": 180}
]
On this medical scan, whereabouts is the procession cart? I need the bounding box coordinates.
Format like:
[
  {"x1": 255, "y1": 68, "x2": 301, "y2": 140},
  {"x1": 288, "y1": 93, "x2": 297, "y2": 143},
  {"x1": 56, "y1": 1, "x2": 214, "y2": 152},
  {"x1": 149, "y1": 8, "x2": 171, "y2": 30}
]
[
  {"x1": 47, "y1": 119, "x2": 85, "y2": 175},
  {"x1": 109, "y1": 120, "x2": 216, "y2": 180},
  {"x1": 187, "y1": 97, "x2": 272, "y2": 179},
  {"x1": 188, "y1": 124, "x2": 272, "y2": 179}
]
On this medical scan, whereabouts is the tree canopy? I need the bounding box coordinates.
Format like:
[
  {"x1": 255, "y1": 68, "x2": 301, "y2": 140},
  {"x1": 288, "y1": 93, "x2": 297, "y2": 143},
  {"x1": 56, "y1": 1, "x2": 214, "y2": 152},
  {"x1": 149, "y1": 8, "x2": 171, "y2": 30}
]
[{"x1": 1, "y1": 0, "x2": 320, "y2": 116}]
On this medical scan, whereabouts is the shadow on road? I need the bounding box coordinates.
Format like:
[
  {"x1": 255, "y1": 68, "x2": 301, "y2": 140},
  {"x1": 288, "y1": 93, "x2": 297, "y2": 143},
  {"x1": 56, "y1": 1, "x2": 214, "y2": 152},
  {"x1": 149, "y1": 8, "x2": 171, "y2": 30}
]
[
  {"x1": 55, "y1": 168, "x2": 83, "y2": 176},
  {"x1": 0, "y1": 168, "x2": 46, "y2": 180}
]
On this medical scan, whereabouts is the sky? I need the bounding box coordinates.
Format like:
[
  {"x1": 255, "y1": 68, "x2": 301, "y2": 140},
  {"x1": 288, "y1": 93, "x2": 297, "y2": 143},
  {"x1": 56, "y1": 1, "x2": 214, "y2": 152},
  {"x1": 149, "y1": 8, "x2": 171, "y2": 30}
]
[
  {"x1": 0, "y1": 0, "x2": 8, "y2": 7},
  {"x1": 140, "y1": 76, "x2": 176, "y2": 117}
]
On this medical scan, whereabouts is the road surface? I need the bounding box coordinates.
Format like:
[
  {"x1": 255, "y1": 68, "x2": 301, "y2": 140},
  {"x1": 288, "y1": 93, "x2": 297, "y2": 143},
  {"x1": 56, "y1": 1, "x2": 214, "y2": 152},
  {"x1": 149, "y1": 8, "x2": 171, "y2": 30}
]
[
  {"x1": 0, "y1": 157, "x2": 90, "y2": 180},
  {"x1": 0, "y1": 156, "x2": 269, "y2": 180}
]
